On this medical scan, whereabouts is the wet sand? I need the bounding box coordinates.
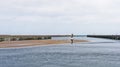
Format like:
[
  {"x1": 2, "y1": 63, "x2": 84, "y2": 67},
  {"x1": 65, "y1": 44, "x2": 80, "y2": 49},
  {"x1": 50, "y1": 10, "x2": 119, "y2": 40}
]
[{"x1": 0, "y1": 40, "x2": 88, "y2": 48}]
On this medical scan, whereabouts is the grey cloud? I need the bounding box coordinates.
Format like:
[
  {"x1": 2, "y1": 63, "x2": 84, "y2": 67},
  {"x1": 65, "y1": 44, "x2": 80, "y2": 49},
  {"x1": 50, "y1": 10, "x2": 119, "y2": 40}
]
[{"x1": 0, "y1": 0, "x2": 120, "y2": 34}]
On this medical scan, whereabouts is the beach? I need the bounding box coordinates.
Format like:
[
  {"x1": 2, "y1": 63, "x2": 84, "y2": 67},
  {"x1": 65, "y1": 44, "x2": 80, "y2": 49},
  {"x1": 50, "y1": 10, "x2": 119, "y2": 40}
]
[{"x1": 0, "y1": 39, "x2": 88, "y2": 48}]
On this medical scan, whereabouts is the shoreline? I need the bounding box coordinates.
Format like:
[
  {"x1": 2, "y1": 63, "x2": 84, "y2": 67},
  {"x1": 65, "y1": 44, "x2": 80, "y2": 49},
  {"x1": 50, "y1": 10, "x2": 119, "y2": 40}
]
[{"x1": 0, "y1": 40, "x2": 88, "y2": 48}]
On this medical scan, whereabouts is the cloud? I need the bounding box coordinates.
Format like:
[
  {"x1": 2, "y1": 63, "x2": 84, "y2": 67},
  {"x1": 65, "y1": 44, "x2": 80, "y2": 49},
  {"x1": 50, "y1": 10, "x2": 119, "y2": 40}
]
[{"x1": 0, "y1": 0, "x2": 120, "y2": 34}]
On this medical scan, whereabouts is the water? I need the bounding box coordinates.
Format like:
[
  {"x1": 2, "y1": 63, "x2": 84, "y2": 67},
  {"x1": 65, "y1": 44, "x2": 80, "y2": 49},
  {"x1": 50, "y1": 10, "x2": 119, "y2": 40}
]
[{"x1": 0, "y1": 37, "x2": 120, "y2": 67}]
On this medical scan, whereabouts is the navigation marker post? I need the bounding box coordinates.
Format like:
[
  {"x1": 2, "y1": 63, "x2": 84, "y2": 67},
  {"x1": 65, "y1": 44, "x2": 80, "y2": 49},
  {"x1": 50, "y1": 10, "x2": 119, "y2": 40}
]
[{"x1": 70, "y1": 34, "x2": 74, "y2": 44}]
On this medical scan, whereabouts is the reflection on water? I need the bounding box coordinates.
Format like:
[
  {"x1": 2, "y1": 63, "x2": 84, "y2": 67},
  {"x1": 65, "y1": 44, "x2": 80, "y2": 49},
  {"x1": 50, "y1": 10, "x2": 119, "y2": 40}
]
[{"x1": 0, "y1": 37, "x2": 120, "y2": 67}]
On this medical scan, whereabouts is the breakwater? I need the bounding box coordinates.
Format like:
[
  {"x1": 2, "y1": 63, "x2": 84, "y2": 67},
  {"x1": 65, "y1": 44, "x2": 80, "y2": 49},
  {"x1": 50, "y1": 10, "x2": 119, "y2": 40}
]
[{"x1": 87, "y1": 35, "x2": 120, "y2": 40}]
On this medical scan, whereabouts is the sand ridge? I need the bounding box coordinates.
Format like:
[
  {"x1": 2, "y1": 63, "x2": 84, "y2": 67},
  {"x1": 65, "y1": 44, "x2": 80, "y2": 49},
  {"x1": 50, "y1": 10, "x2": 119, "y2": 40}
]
[{"x1": 0, "y1": 40, "x2": 88, "y2": 48}]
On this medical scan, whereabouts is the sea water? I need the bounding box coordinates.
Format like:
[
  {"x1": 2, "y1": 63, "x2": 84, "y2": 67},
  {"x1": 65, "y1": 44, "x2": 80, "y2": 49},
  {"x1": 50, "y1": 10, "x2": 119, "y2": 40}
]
[{"x1": 0, "y1": 37, "x2": 120, "y2": 67}]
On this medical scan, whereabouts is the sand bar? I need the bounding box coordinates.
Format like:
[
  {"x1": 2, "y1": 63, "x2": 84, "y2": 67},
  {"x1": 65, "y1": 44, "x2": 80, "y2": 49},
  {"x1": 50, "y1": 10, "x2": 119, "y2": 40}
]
[{"x1": 0, "y1": 40, "x2": 88, "y2": 48}]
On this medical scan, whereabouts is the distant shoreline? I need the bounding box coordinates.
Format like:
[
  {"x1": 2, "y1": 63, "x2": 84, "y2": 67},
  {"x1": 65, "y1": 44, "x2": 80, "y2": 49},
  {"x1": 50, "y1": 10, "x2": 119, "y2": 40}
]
[{"x1": 0, "y1": 40, "x2": 88, "y2": 48}]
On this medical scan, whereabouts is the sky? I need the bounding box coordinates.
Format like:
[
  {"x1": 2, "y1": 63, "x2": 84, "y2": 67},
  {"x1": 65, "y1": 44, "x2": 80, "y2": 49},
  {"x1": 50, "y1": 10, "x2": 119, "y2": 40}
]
[{"x1": 0, "y1": 0, "x2": 120, "y2": 35}]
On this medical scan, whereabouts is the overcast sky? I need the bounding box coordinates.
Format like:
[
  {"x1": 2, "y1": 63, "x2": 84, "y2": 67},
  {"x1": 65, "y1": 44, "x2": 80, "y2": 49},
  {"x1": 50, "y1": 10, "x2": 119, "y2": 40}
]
[{"x1": 0, "y1": 0, "x2": 120, "y2": 35}]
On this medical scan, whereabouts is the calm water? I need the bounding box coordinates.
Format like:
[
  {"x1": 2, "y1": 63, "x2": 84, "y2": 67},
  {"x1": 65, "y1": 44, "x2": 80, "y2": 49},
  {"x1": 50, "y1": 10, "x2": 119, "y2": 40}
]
[{"x1": 0, "y1": 37, "x2": 120, "y2": 67}]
